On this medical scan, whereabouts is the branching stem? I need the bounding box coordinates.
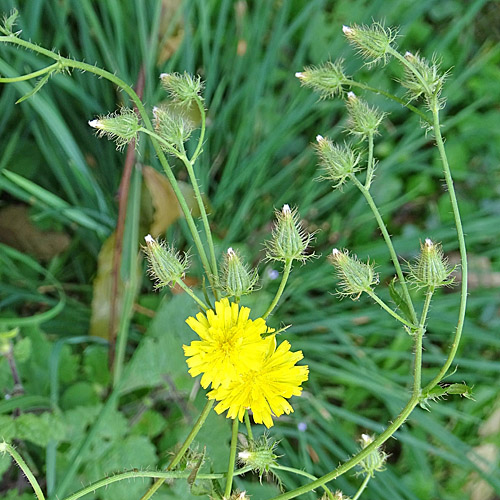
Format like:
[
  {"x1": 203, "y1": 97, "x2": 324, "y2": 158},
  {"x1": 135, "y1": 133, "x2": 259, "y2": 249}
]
[{"x1": 263, "y1": 259, "x2": 293, "y2": 319}]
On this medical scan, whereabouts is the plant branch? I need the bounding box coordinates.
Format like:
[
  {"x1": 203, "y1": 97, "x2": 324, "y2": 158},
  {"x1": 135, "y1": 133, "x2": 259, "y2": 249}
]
[
  {"x1": 224, "y1": 418, "x2": 239, "y2": 498},
  {"x1": 263, "y1": 259, "x2": 293, "y2": 319},
  {"x1": 352, "y1": 474, "x2": 371, "y2": 500}
]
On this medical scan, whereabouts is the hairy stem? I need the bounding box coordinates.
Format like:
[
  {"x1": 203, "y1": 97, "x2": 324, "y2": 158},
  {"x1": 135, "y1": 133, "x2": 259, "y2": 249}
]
[
  {"x1": 0, "y1": 442, "x2": 45, "y2": 500},
  {"x1": 224, "y1": 418, "x2": 239, "y2": 498},
  {"x1": 140, "y1": 399, "x2": 214, "y2": 500},
  {"x1": 271, "y1": 465, "x2": 334, "y2": 500},
  {"x1": 263, "y1": 259, "x2": 293, "y2": 319},
  {"x1": 244, "y1": 411, "x2": 253, "y2": 441},
  {"x1": 350, "y1": 175, "x2": 417, "y2": 325},
  {"x1": 364, "y1": 132, "x2": 375, "y2": 189},
  {"x1": 422, "y1": 101, "x2": 468, "y2": 392},
  {"x1": 414, "y1": 287, "x2": 434, "y2": 395},
  {"x1": 352, "y1": 474, "x2": 371, "y2": 500},
  {"x1": 365, "y1": 290, "x2": 415, "y2": 329}
]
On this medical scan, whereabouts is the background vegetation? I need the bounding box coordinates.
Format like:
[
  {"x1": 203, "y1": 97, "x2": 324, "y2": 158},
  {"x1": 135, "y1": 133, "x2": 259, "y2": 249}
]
[{"x1": 1, "y1": 0, "x2": 499, "y2": 499}]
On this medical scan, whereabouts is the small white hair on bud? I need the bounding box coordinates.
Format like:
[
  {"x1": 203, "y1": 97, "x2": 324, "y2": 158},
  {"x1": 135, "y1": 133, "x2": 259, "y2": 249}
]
[
  {"x1": 424, "y1": 238, "x2": 434, "y2": 247},
  {"x1": 295, "y1": 71, "x2": 304, "y2": 79},
  {"x1": 316, "y1": 134, "x2": 324, "y2": 143},
  {"x1": 152, "y1": 106, "x2": 159, "y2": 116},
  {"x1": 144, "y1": 234, "x2": 155, "y2": 244},
  {"x1": 405, "y1": 51, "x2": 414, "y2": 58},
  {"x1": 342, "y1": 25, "x2": 353, "y2": 35},
  {"x1": 159, "y1": 73, "x2": 169, "y2": 79},
  {"x1": 282, "y1": 204, "x2": 291, "y2": 215},
  {"x1": 227, "y1": 247, "x2": 236, "y2": 256},
  {"x1": 88, "y1": 119, "x2": 101, "y2": 129},
  {"x1": 347, "y1": 91, "x2": 357, "y2": 100},
  {"x1": 332, "y1": 248, "x2": 341, "y2": 256}
]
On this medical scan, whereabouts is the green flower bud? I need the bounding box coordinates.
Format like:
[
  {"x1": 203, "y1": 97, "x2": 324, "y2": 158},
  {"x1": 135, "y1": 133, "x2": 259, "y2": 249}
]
[
  {"x1": 346, "y1": 92, "x2": 387, "y2": 139},
  {"x1": 220, "y1": 247, "x2": 259, "y2": 299},
  {"x1": 400, "y1": 52, "x2": 447, "y2": 108},
  {"x1": 408, "y1": 238, "x2": 455, "y2": 289},
  {"x1": 295, "y1": 60, "x2": 348, "y2": 99},
  {"x1": 330, "y1": 249, "x2": 378, "y2": 299},
  {"x1": 153, "y1": 105, "x2": 195, "y2": 151},
  {"x1": 142, "y1": 234, "x2": 190, "y2": 289},
  {"x1": 265, "y1": 205, "x2": 313, "y2": 263},
  {"x1": 315, "y1": 136, "x2": 361, "y2": 189},
  {"x1": 357, "y1": 434, "x2": 388, "y2": 477},
  {"x1": 238, "y1": 435, "x2": 279, "y2": 479},
  {"x1": 343, "y1": 22, "x2": 397, "y2": 67},
  {"x1": 160, "y1": 72, "x2": 203, "y2": 107},
  {"x1": 88, "y1": 107, "x2": 140, "y2": 150}
]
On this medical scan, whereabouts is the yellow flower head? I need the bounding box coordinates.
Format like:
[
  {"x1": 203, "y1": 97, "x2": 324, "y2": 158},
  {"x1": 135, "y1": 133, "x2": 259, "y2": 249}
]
[
  {"x1": 208, "y1": 337, "x2": 309, "y2": 428},
  {"x1": 183, "y1": 298, "x2": 274, "y2": 389}
]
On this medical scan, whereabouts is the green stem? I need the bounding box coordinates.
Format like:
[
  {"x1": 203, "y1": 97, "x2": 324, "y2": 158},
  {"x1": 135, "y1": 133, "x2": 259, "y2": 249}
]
[
  {"x1": 422, "y1": 102, "x2": 468, "y2": 392},
  {"x1": 271, "y1": 465, "x2": 335, "y2": 500},
  {"x1": 365, "y1": 290, "x2": 415, "y2": 329},
  {"x1": 414, "y1": 287, "x2": 434, "y2": 395},
  {"x1": 350, "y1": 175, "x2": 417, "y2": 325},
  {"x1": 244, "y1": 411, "x2": 253, "y2": 441},
  {"x1": 191, "y1": 96, "x2": 206, "y2": 163},
  {"x1": 179, "y1": 146, "x2": 219, "y2": 298},
  {"x1": 0, "y1": 35, "x2": 215, "y2": 294},
  {"x1": 364, "y1": 132, "x2": 375, "y2": 189},
  {"x1": 263, "y1": 259, "x2": 293, "y2": 319},
  {"x1": 224, "y1": 418, "x2": 239, "y2": 498},
  {"x1": 140, "y1": 399, "x2": 214, "y2": 500},
  {"x1": 138, "y1": 128, "x2": 215, "y2": 289},
  {"x1": 175, "y1": 279, "x2": 209, "y2": 310},
  {"x1": 64, "y1": 467, "x2": 254, "y2": 500},
  {"x1": 0, "y1": 442, "x2": 46, "y2": 500},
  {"x1": 387, "y1": 47, "x2": 433, "y2": 97},
  {"x1": 0, "y1": 61, "x2": 58, "y2": 82},
  {"x1": 270, "y1": 395, "x2": 419, "y2": 499},
  {"x1": 345, "y1": 79, "x2": 431, "y2": 125},
  {"x1": 352, "y1": 474, "x2": 371, "y2": 500}
]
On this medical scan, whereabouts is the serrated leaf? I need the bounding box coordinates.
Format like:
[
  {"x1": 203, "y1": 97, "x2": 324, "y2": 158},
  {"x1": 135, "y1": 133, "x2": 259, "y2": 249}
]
[
  {"x1": 388, "y1": 278, "x2": 414, "y2": 325},
  {"x1": 15, "y1": 412, "x2": 66, "y2": 447},
  {"x1": 16, "y1": 71, "x2": 53, "y2": 104}
]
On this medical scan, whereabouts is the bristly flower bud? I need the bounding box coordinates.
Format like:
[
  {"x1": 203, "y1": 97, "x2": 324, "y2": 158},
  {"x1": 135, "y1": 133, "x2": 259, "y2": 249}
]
[
  {"x1": 346, "y1": 92, "x2": 387, "y2": 139},
  {"x1": 295, "y1": 60, "x2": 348, "y2": 99},
  {"x1": 152, "y1": 105, "x2": 195, "y2": 151},
  {"x1": 238, "y1": 435, "x2": 279, "y2": 480},
  {"x1": 265, "y1": 205, "x2": 313, "y2": 263},
  {"x1": 329, "y1": 249, "x2": 378, "y2": 299},
  {"x1": 220, "y1": 247, "x2": 259, "y2": 298},
  {"x1": 343, "y1": 22, "x2": 398, "y2": 67},
  {"x1": 315, "y1": 137, "x2": 361, "y2": 189},
  {"x1": 142, "y1": 234, "x2": 190, "y2": 289},
  {"x1": 400, "y1": 52, "x2": 447, "y2": 109},
  {"x1": 407, "y1": 238, "x2": 455, "y2": 289},
  {"x1": 357, "y1": 434, "x2": 388, "y2": 477},
  {"x1": 160, "y1": 72, "x2": 204, "y2": 107},
  {"x1": 88, "y1": 108, "x2": 140, "y2": 150},
  {"x1": 227, "y1": 492, "x2": 250, "y2": 500}
]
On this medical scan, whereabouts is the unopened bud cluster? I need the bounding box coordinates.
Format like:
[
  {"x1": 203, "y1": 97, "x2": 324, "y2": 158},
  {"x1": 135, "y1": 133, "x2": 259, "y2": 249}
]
[
  {"x1": 346, "y1": 92, "x2": 386, "y2": 139},
  {"x1": 220, "y1": 247, "x2": 258, "y2": 298},
  {"x1": 343, "y1": 22, "x2": 398, "y2": 67},
  {"x1": 160, "y1": 72, "x2": 203, "y2": 107},
  {"x1": 265, "y1": 205, "x2": 313, "y2": 263},
  {"x1": 330, "y1": 249, "x2": 378, "y2": 299},
  {"x1": 153, "y1": 105, "x2": 195, "y2": 151},
  {"x1": 88, "y1": 108, "x2": 140, "y2": 150},
  {"x1": 238, "y1": 435, "x2": 278, "y2": 479},
  {"x1": 408, "y1": 238, "x2": 454, "y2": 289},
  {"x1": 401, "y1": 52, "x2": 447, "y2": 108},
  {"x1": 357, "y1": 434, "x2": 388, "y2": 477},
  {"x1": 295, "y1": 60, "x2": 348, "y2": 99},
  {"x1": 142, "y1": 235, "x2": 189, "y2": 289},
  {"x1": 315, "y1": 136, "x2": 361, "y2": 189}
]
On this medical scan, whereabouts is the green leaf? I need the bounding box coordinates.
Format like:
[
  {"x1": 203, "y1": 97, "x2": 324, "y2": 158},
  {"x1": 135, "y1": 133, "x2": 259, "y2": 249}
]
[
  {"x1": 16, "y1": 71, "x2": 53, "y2": 104},
  {"x1": 388, "y1": 278, "x2": 414, "y2": 325},
  {"x1": 13, "y1": 336, "x2": 31, "y2": 362},
  {"x1": 14, "y1": 412, "x2": 66, "y2": 447}
]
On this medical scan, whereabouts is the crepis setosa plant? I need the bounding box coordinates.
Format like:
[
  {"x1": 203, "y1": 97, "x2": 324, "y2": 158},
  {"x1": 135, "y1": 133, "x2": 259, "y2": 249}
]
[{"x1": 0, "y1": 11, "x2": 469, "y2": 500}]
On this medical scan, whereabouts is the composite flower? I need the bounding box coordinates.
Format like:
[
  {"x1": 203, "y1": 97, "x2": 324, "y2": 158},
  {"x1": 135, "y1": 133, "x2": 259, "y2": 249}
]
[
  {"x1": 207, "y1": 337, "x2": 309, "y2": 428},
  {"x1": 183, "y1": 298, "x2": 274, "y2": 389}
]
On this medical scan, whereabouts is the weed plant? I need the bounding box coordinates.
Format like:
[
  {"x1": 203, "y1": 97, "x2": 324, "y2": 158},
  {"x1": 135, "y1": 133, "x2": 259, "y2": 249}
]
[{"x1": 0, "y1": 2, "x2": 499, "y2": 500}]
